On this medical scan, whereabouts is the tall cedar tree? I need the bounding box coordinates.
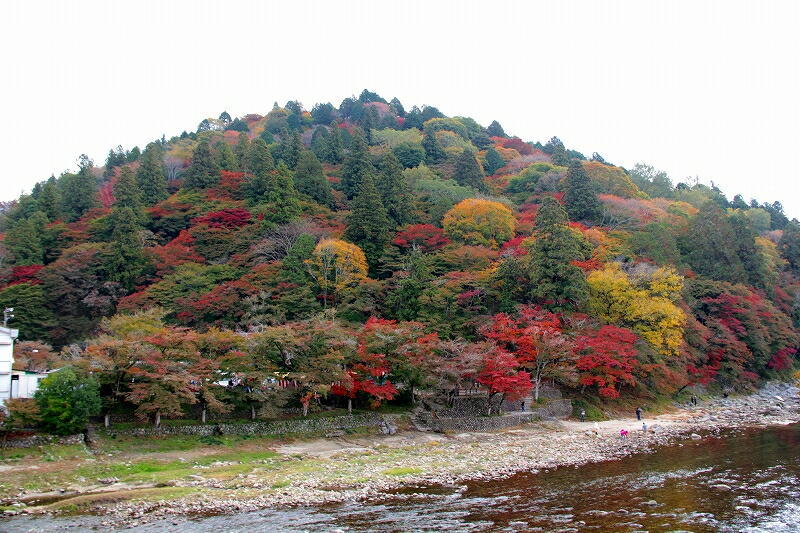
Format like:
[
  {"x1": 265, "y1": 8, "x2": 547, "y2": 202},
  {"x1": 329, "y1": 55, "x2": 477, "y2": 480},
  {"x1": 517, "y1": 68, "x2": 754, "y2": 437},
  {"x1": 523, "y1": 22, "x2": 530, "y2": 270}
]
[
  {"x1": 294, "y1": 150, "x2": 335, "y2": 207},
  {"x1": 310, "y1": 126, "x2": 329, "y2": 160},
  {"x1": 5, "y1": 212, "x2": 47, "y2": 265},
  {"x1": 528, "y1": 196, "x2": 590, "y2": 309},
  {"x1": 216, "y1": 141, "x2": 238, "y2": 171},
  {"x1": 340, "y1": 129, "x2": 373, "y2": 199},
  {"x1": 564, "y1": 160, "x2": 601, "y2": 222},
  {"x1": 182, "y1": 140, "x2": 219, "y2": 189},
  {"x1": 324, "y1": 122, "x2": 344, "y2": 164},
  {"x1": 245, "y1": 138, "x2": 275, "y2": 177},
  {"x1": 114, "y1": 167, "x2": 142, "y2": 211},
  {"x1": 483, "y1": 147, "x2": 505, "y2": 175},
  {"x1": 61, "y1": 158, "x2": 98, "y2": 221},
  {"x1": 422, "y1": 130, "x2": 446, "y2": 164},
  {"x1": 277, "y1": 129, "x2": 303, "y2": 169},
  {"x1": 375, "y1": 151, "x2": 414, "y2": 226},
  {"x1": 487, "y1": 120, "x2": 507, "y2": 137},
  {"x1": 779, "y1": 221, "x2": 800, "y2": 274},
  {"x1": 104, "y1": 207, "x2": 149, "y2": 292},
  {"x1": 234, "y1": 132, "x2": 251, "y2": 169},
  {"x1": 454, "y1": 149, "x2": 487, "y2": 192},
  {"x1": 39, "y1": 176, "x2": 62, "y2": 221},
  {"x1": 259, "y1": 163, "x2": 301, "y2": 223},
  {"x1": 136, "y1": 142, "x2": 167, "y2": 205},
  {"x1": 344, "y1": 174, "x2": 391, "y2": 270}
]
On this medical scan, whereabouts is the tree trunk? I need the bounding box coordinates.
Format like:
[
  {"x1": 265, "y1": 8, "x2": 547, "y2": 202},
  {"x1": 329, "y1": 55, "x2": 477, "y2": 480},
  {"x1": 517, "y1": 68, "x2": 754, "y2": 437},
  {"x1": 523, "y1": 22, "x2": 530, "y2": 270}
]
[
  {"x1": 302, "y1": 403, "x2": 308, "y2": 417},
  {"x1": 201, "y1": 408, "x2": 207, "y2": 424},
  {"x1": 104, "y1": 413, "x2": 111, "y2": 428},
  {"x1": 250, "y1": 404, "x2": 256, "y2": 421},
  {"x1": 534, "y1": 377, "x2": 541, "y2": 402},
  {"x1": 347, "y1": 398, "x2": 352, "y2": 415},
  {"x1": 154, "y1": 410, "x2": 161, "y2": 428}
]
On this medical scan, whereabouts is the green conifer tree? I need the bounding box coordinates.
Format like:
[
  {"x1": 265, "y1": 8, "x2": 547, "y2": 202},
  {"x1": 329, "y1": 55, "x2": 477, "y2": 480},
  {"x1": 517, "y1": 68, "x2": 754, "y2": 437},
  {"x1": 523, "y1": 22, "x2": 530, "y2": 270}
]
[
  {"x1": 344, "y1": 174, "x2": 391, "y2": 270},
  {"x1": 340, "y1": 129, "x2": 373, "y2": 199},
  {"x1": 527, "y1": 197, "x2": 590, "y2": 309},
  {"x1": 487, "y1": 120, "x2": 506, "y2": 137},
  {"x1": 114, "y1": 167, "x2": 142, "y2": 211},
  {"x1": 454, "y1": 149, "x2": 487, "y2": 192},
  {"x1": 182, "y1": 140, "x2": 219, "y2": 189},
  {"x1": 245, "y1": 138, "x2": 275, "y2": 177},
  {"x1": 294, "y1": 151, "x2": 335, "y2": 207},
  {"x1": 234, "y1": 132, "x2": 251, "y2": 170},
  {"x1": 375, "y1": 152, "x2": 413, "y2": 226},
  {"x1": 324, "y1": 122, "x2": 344, "y2": 164},
  {"x1": 60, "y1": 156, "x2": 98, "y2": 221},
  {"x1": 276, "y1": 129, "x2": 302, "y2": 169},
  {"x1": 483, "y1": 147, "x2": 505, "y2": 175},
  {"x1": 39, "y1": 176, "x2": 62, "y2": 221},
  {"x1": 261, "y1": 163, "x2": 301, "y2": 223},
  {"x1": 216, "y1": 141, "x2": 238, "y2": 171},
  {"x1": 778, "y1": 221, "x2": 800, "y2": 274},
  {"x1": 136, "y1": 142, "x2": 168, "y2": 205},
  {"x1": 564, "y1": 160, "x2": 602, "y2": 222},
  {"x1": 422, "y1": 130, "x2": 446, "y2": 165},
  {"x1": 310, "y1": 126, "x2": 329, "y2": 160},
  {"x1": 5, "y1": 212, "x2": 48, "y2": 265},
  {"x1": 104, "y1": 207, "x2": 149, "y2": 292}
]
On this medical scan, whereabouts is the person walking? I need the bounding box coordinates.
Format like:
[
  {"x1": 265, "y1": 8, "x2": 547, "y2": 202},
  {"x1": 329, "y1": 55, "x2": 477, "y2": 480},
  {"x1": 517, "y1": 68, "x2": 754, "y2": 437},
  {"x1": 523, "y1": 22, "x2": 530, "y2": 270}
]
[
  {"x1": 580, "y1": 409, "x2": 586, "y2": 422},
  {"x1": 642, "y1": 422, "x2": 648, "y2": 433},
  {"x1": 635, "y1": 407, "x2": 643, "y2": 421},
  {"x1": 620, "y1": 428, "x2": 628, "y2": 440}
]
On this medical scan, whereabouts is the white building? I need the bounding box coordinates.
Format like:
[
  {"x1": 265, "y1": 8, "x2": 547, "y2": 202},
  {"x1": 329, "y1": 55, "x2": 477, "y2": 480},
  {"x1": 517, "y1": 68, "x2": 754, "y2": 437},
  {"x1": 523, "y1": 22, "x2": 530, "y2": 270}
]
[{"x1": 0, "y1": 325, "x2": 20, "y2": 406}]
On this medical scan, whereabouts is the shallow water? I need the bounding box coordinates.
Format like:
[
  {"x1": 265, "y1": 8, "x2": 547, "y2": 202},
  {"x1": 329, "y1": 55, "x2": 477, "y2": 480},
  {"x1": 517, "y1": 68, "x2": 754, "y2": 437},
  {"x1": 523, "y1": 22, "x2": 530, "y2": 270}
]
[{"x1": 5, "y1": 423, "x2": 799, "y2": 532}]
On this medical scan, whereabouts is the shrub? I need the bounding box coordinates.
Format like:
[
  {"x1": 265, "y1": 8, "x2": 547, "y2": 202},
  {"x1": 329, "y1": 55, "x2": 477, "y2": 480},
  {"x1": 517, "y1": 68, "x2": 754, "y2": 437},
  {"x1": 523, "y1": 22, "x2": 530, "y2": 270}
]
[{"x1": 34, "y1": 367, "x2": 101, "y2": 435}]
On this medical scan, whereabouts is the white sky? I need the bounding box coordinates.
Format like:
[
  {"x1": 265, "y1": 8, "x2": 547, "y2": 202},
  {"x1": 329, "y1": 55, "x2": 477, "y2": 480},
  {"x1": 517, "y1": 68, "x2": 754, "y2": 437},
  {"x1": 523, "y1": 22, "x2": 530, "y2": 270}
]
[{"x1": 2, "y1": 0, "x2": 799, "y2": 217}]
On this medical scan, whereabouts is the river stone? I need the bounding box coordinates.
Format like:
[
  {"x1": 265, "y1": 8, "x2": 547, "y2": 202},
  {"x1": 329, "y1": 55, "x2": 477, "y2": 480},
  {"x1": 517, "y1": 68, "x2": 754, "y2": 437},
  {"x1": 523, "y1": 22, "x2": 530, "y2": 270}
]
[{"x1": 644, "y1": 500, "x2": 658, "y2": 506}]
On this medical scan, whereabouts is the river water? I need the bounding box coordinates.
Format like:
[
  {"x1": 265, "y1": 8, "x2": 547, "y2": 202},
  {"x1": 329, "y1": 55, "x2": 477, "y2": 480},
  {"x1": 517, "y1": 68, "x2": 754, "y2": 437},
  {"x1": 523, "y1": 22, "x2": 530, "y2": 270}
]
[{"x1": 5, "y1": 423, "x2": 799, "y2": 532}]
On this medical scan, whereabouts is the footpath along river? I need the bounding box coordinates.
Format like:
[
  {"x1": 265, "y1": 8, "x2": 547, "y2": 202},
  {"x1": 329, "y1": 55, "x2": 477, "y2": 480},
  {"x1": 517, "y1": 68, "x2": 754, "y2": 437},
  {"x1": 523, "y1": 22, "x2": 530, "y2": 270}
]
[{"x1": 5, "y1": 422, "x2": 799, "y2": 532}]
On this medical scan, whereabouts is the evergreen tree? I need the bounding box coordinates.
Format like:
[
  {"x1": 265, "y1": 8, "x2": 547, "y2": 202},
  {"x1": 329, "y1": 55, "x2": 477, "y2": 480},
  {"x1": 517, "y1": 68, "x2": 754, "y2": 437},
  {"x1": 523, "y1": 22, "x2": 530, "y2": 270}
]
[
  {"x1": 453, "y1": 149, "x2": 487, "y2": 192},
  {"x1": 323, "y1": 122, "x2": 344, "y2": 164},
  {"x1": 136, "y1": 142, "x2": 168, "y2": 205},
  {"x1": 310, "y1": 126, "x2": 329, "y2": 160},
  {"x1": 730, "y1": 211, "x2": 769, "y2": 288},
  {"x1": 0, "y1": 282, "x2": 54, "y2": 341},
  {"x1": 361, "y1": 107, "x2": 379, "y2": 143},
  {"x1": 545, "y1": 136, "x2": 569, "y2": 166},
  {"x1": 113, "y1": 167, "x2": 142, "y2": 211},
  {"x1": 376, "y1": 152, "x2": 413, "y2": 226},
  {"x1": 422, "y1": 129, "x2": 446, "y2": 164},
  {"x1": 60, "y1": 156, "x2": 98, "y2": 222},
  {"x1": 294, "y1": 151, "x2": 335, "y2": 207},
  {"x1": 104, "y1": 207, "x2": 149, "y2": 292},
  {"x1": 245, "y1": 138, "x2": 274, "y2": 176},
  {"x1": 527, "y1": 197, "x2": 590, "y2": 309},
  {"x1": 276, "y1": 129, "x2": 302, "y2": 169},
  {"x1": 126, "y1": 146, "x2": 140, "y2": 162},
  {"x1": 564, "y1": 160, "x2": 601, "y2": 222},
  {"x1": 340, "y1": 129, "x2": 373, "y2": 199},
  {"x1": 218, "y1": 111, "x2": 232, "y2": 123},
  {"x1": 389, "y1": 97, "x2": 405, "y2": 117},
  {"x1": 5, "y1": 211, "x2": 48, "y2": 265},
  {"x1": 280, "y1": 233, "x2": 316, "y2": 283},
  {"x1": 779, "y1": 221, "x2": 800, "y2": 274},
  {"x1": 234, "y1": 132, "x2": 251, "y2": 170},
  {"x1": 344, "y1": 174, "x2": 391, "y2": 270},
  {"x1": 216, "y1": 141, "x2": 238, "y2": 171},
  {"x1": 261, "y1": 163, "x2": 301, "y2": 223},
  {"x1": 39, "y1": 176, "x2": 62, "y2": 221},
  {"x1": 182, "y1": 140, "x2": 219, "y2": 189},
  {"x1": 487, "y1": 120, "x2": 506, "y2": 137},
  {"x1": 483, "y1": 147, "x2": 505, "y2": 175}
]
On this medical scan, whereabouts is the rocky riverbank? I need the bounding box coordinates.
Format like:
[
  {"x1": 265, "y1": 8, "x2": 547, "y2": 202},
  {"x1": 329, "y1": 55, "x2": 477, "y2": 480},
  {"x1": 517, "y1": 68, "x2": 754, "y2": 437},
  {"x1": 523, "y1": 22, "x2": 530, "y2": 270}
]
[{"x1": 4, "y1": 382, "x2": 800, "y2": 529}]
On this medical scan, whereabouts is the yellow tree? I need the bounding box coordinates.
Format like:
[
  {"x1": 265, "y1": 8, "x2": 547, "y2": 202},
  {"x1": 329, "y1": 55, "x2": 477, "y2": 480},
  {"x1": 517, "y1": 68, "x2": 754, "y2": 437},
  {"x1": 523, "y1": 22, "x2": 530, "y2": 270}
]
[
  {"x1": 587, "y1": 263, "x2": 685, "y2": 356},
  {"x1": 443, "y1": 198, "x2": 515, "y2": 248},
  {"x1": 306, "y1": 239, "x2": 369, "y2": 307}
]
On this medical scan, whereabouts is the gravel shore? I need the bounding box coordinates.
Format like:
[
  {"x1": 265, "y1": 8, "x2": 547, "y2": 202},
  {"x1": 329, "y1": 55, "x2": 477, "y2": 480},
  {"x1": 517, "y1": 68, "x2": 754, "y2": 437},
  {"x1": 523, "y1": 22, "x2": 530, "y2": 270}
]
[{"x1": 8, "y1": 383, "x2": 800, "y2": 529}]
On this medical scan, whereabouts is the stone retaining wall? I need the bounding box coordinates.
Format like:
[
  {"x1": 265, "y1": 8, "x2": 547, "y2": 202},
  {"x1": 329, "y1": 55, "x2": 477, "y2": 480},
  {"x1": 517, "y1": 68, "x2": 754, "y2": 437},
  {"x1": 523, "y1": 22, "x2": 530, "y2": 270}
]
[
  {"x1": 105, "y1": 413, "x2": 396, "y2": 437},
  {"x1": 425, "y1": 412, "x2": 543, "y2": 433},
  {"x1": 1, "y1": 433, "x2": 84, "y2": 449}
]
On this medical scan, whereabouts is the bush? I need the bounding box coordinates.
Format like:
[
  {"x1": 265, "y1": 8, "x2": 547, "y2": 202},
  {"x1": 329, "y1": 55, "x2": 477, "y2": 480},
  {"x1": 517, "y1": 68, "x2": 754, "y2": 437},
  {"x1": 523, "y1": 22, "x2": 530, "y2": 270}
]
[{"x1": 34, "y1": 367, "x2": 101, "y2": 435}]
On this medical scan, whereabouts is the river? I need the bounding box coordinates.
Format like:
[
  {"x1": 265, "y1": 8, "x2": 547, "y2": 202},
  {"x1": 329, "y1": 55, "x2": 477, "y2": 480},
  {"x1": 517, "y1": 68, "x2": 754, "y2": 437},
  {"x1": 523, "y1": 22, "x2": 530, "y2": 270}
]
[{"x1": 4, "y1": 423, "x2": 799, "y2": 532}]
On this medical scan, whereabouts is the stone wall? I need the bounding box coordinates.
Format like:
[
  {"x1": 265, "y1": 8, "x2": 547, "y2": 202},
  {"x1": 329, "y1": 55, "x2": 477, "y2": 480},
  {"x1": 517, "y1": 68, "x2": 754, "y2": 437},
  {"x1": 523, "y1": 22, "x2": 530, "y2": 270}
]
[
  {"x1": 105, "y1": 413, "x2": 398, "y2": 438},
  {"x1": 425, "y1": 412, "x2": 543, "y2": 433},
  {"x1": 1, "y1": 433, "x2": 84, "y2": 449},
  {"x1": 530, "y1": 399, "x2": 572, "y2": 420}
]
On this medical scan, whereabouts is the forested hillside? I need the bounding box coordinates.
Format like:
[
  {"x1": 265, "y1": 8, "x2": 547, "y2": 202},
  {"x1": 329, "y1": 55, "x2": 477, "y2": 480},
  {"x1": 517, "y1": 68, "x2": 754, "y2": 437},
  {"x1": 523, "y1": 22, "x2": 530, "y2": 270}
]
[{"x1": 2, "y1": 89, "x2": 799, "y2": 421}]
